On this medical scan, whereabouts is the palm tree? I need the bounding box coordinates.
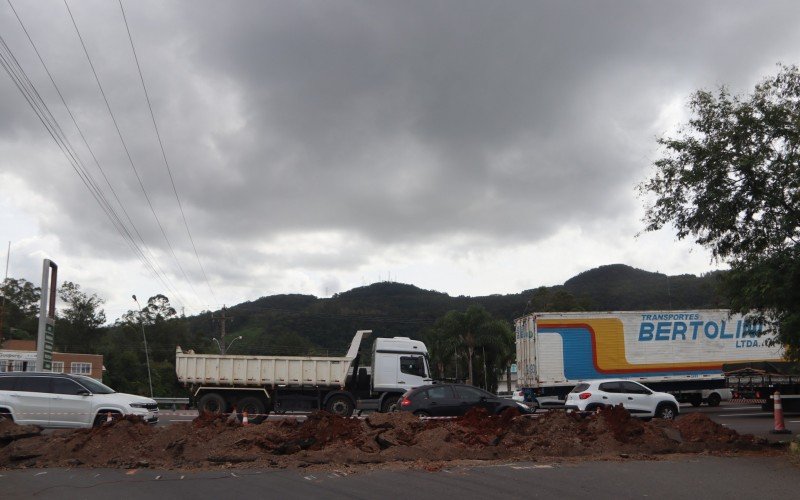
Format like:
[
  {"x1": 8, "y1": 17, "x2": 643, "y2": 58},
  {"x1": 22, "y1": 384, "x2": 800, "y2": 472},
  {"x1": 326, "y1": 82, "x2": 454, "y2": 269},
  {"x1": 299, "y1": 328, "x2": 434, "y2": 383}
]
[{"x1": 430, "y1": 306, "x2": 514, "y2": 387}]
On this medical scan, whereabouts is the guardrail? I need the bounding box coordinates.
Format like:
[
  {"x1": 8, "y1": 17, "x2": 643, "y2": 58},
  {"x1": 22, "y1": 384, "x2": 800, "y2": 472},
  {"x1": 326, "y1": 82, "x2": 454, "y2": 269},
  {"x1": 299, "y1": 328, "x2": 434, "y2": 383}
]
[{"x1": 153, "y1": 397, "x2": 190, "y2": 410}]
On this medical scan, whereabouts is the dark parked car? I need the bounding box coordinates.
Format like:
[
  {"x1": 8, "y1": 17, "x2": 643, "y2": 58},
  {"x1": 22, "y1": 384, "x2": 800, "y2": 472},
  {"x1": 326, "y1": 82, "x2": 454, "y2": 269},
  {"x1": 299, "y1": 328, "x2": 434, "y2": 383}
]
[{"x1": 397, "y1": 383, "x2": 535, "y2": 417}]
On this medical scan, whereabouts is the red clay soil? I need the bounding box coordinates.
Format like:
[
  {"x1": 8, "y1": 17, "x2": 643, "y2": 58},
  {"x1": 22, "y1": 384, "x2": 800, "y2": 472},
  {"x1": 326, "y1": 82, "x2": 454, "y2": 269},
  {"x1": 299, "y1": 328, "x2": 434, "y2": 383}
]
[{"x1": 0, "y1": 407, "x2": 772, "y2": 471}]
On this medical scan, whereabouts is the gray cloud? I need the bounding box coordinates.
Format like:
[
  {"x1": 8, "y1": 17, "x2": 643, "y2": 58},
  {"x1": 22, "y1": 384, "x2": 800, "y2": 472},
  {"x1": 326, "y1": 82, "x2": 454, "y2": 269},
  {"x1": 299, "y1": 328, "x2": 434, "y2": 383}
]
[{"x1": 1, "y1": 0, "x2": 800, "y2": 316}]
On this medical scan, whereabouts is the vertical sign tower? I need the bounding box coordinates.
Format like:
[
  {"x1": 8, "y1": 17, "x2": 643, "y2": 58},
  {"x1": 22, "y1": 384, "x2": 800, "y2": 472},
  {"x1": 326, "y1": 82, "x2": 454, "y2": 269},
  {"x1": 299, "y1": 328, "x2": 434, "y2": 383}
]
[{"x1": 36, "y1": 259, "x2": 57, "y2": 372}]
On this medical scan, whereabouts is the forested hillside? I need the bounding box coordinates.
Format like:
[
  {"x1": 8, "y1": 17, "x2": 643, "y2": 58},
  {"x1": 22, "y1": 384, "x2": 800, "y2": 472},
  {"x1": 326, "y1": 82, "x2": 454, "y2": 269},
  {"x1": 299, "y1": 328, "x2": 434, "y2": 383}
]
[
  {"x1": 186, "y1": 264, "x2": 725, "y2": 355},
  {"x1": 1, "y1": 264, "x2": 726, "y2": 396}
]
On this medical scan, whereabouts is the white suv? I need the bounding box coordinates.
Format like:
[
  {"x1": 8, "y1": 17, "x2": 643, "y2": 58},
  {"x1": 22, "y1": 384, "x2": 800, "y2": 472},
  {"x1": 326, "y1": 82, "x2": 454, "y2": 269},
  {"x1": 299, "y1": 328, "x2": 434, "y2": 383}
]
[
  {"x1": 0, "y1": 372, "x2": 158, "y2": 428},
  {"x1": 564, "y1": 379, "x2": 680, "y2": 420}
]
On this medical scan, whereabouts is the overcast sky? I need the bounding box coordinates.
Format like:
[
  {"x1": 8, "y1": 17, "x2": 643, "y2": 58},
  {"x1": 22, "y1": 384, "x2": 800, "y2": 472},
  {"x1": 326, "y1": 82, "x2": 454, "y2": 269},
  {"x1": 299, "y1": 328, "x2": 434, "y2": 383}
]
[{"x1": 1, "y1": 0, "x2": 799, "y2": 323}]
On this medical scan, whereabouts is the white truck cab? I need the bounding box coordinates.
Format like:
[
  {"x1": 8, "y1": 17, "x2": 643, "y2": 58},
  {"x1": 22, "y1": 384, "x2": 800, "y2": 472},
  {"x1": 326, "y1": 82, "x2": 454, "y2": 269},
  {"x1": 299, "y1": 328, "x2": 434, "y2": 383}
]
[{"x1": 371, "y1": 337, "x2": 432, "y2": 393}]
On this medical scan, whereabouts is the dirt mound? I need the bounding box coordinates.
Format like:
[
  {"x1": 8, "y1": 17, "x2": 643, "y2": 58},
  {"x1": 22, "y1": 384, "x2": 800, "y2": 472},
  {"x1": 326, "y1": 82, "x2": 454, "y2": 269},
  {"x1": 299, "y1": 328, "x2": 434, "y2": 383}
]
[
  {"x1": 674, "y1": 413, "x2": 741, "y2": 443},
  {"x1": 0, "y1": 418, "x2": 41, "y2": 444},
  {"x1": 0, "y1": 409, "x2": 770, "y2": 471}
]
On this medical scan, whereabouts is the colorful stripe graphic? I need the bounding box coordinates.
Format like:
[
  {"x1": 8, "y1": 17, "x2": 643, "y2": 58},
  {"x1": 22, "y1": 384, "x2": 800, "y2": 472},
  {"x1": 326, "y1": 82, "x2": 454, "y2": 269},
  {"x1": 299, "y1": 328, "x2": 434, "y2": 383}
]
[{"x1": 538, "y1": 319, "x2": 722, "y2": 379}]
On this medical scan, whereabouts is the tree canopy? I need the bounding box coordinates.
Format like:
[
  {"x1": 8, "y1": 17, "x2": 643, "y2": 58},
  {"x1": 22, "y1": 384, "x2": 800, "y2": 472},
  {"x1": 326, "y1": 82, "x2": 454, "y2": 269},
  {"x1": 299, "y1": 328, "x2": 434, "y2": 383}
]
[
  {"x1": 423, "y1": 305, "x2": 515, "y2": 391},
  {"x1": 641, "y1": 64, "x2": 800, "y2": 358}
]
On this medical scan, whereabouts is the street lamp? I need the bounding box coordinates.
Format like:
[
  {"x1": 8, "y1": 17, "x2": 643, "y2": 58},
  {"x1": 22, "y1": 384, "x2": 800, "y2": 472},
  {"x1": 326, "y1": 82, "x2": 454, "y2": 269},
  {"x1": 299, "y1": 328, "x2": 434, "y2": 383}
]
[
  {"x1": 132, "y1": 295, "x2": 154, "y2": 398},
  {"x1": 213, "y1": 335, "x2": 243, "y2": 355}
]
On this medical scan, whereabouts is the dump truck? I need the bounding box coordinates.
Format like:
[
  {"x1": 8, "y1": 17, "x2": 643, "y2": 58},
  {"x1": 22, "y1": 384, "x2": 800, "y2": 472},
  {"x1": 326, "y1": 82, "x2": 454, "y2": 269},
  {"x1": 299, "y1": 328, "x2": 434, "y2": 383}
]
[
  {"x1": 175, "y1": 330, "x2": 431, "y2": 421},
  {"x1": 515, "y1": 310, "x2": 784, "y2": 406}
]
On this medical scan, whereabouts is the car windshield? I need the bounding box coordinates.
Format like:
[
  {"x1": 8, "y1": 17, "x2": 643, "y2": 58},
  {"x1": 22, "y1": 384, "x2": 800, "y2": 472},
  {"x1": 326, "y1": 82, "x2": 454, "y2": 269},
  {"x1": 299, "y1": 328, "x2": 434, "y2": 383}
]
[
  {"x1": 570, "y1": 383, "x2": 590, "y2": 393},
  {"x1": 74, "y1": 376, "x2": 116, "y2": 394}
]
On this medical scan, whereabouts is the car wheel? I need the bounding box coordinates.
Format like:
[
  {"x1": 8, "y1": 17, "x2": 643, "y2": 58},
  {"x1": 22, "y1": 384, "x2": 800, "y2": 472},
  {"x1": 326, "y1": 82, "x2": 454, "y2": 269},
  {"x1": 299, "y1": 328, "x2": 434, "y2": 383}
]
[
  {"x1": 93, "y1": 411, "x2": 120, "y2": 427},
  {"x1": 706, "y1": 393, "x2": 722, "y2": 407},
  {"x1": 237, "y1": 396, "x2": 267, "y2": 424},
  {"x1": 414, "y1": 410, "x2": 431, "y2": 417},
  {"x1": 0, "y1": 410, "x2": 14, "y2": 423},
  {"x1": 325, "y1": 395, "x2": 355, "y2": 417},
  {"x1": 198, "y1": 393, "x2": 227, "y2": 415},
  {"x1": 381, "y1": 395, "x2": 400, "y2": 413},
  {"x1": 655, "y1": 403, "x2": 678, "y2": 420},
  {"x1": 585, "y1": 403, "x2": 604, "y2": 412}
]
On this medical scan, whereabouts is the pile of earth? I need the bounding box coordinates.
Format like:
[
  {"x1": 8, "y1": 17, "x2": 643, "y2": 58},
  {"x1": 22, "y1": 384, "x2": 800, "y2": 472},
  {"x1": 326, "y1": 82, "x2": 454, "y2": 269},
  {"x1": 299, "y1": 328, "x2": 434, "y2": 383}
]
[{"x1": 0, "y1": 406, "x2": 769, "y2": 470}]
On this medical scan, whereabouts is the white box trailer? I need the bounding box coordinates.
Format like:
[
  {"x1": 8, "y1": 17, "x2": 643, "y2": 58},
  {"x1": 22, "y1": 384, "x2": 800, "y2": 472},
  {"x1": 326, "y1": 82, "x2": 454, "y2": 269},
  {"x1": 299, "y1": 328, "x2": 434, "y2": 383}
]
[
  {"x1": 176, "y1": 330, "x2": 432, "y2": 421},
  {"x1": 515, "y1": 310, "x2": 784, "y2": 406}
]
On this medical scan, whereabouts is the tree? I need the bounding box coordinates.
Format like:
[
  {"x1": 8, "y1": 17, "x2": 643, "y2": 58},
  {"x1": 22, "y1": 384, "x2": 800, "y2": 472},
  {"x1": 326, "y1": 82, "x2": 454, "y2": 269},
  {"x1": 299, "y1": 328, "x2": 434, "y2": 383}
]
[
  {"x1": 0, "y1": 277, "x2": 41, "y2": 339},
  {"x1": 55, "y1": 281, "x2": 106, "y2": 353},
  {"x1": 426, "y1": 306, "x2": 514, "y2": 389},
  {"x1": 526, "y1": 286, "x2": 590, "y2": 313},
  {"x1": 640, "y1": 64, "x2": 800, "y2": 358}
]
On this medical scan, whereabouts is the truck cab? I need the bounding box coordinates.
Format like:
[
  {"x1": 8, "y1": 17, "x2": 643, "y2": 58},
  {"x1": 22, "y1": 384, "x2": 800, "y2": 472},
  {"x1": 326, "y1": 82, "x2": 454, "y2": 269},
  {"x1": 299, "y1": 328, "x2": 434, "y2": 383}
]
[{"x1": 371, "y1": 337, "x2": 432, "y2": 394}]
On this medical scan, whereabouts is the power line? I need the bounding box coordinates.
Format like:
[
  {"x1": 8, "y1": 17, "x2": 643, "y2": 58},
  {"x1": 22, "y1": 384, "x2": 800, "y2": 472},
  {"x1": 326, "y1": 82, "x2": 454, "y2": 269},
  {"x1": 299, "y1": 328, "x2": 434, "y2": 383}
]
[
  {"x1": 118, "y1": 0, "x2": 217, "y2": 306},
  {"x1": 64, "y1": 0, "x2": 196, "y2": 310},
  {"x1": 3, "y1": 0, "x2": 184, "y2": 303},
  {"x1": 5, "y1": 0, "x2": 178, "y2": 299}
]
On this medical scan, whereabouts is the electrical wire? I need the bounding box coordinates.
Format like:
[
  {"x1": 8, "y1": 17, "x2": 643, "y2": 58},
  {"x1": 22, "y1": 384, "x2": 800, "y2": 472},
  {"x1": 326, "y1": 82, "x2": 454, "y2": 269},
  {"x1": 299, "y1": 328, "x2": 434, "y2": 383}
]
[
  {"x1": 4, "y1": 0, "x2": 180, "y2": 300},
  {"x1": 118, "y1": 0, "x2": 217, "y2": 306},
  {"x1": 63, "y1": 0, "x2": 195, "y2": 310}
]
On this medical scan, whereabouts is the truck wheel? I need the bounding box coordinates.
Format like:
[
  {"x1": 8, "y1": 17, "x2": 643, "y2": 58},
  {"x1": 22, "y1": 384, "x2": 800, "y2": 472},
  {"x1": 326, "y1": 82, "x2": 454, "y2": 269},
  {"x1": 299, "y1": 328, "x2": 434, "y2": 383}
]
[
  {"x1": 381, "y1": 395, "x2": 400, "y2": 413},
  {"x1": 655, "y1": 403, "x2": 678, "y2": 420},
  {"x1": 198, "y1": 393, "x2": 226, "y2": 415},
  {"x1": 237, "y1": 397, "x2": 267, "y2": 424},
  {"x1": 706, "y1": 393, "x2": 722, "y2": 407},
  {"x1": 325, "y1": 395, "x2": 354, "y2": 417}
]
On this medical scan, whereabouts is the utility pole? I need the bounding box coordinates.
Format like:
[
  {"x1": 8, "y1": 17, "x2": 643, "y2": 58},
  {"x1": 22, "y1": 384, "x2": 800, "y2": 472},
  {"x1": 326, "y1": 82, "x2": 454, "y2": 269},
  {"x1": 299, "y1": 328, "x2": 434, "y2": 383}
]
[
  {"x1": 212, "y1": 306, "x2": 233, "y2": 354},
  {"x1": 0, "y1": 241, "x2": 9, "y2": 346}
]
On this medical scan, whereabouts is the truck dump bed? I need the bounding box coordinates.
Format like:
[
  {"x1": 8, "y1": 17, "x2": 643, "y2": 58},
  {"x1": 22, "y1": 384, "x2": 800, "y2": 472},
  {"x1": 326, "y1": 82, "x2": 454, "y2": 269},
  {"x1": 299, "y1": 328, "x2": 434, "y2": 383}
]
[{"x1": 175, "y1": 330, "x2": 370, "y2": 388}]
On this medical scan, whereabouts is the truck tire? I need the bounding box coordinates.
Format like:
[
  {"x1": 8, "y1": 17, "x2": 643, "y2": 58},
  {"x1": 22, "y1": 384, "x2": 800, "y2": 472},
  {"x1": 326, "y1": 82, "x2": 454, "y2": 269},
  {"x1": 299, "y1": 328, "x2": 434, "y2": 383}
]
[
  {"x1": 689, "y1": 394, "x2": 703, "y2": 407},
  {"x1": 237, "y1": 396, "x2": 268, "y2": 424},
  {"x1": 381, "y1": 395, "x2": 400, "y2": 413},
  {"x1": 655, "y1": 403, "x2": 678, "y2": 420},
  {"x1": 706, "y1": 392, "x2": 722, "y2": 407},
  {"x1": 325, "y1": 394, "x2": 354, "y2": 417},
  {"x1": 198, "y1": 393, "x2": 226, "y2": 415}
]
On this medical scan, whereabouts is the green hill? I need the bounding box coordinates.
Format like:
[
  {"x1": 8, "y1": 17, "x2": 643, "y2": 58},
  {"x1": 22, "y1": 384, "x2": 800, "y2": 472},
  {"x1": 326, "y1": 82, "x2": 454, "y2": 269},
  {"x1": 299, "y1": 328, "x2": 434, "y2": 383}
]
[{"x1": 186, "y1": 264, "x2": 726, "y2": 354}]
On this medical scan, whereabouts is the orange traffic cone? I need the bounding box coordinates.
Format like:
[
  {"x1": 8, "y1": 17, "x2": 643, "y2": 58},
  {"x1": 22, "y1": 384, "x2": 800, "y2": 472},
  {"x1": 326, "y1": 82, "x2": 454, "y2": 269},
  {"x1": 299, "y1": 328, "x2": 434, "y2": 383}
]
[
  {"x1": 242, "y1": 411, "x2": 249, "y2": 426},
  {"x1": 771, "y1": 391, "x2": 792, "y2": 435}
]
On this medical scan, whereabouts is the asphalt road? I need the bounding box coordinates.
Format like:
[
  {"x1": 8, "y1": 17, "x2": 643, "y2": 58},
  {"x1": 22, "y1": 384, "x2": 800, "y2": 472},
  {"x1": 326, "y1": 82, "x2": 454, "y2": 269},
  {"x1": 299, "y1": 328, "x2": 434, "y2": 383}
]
[{"x1": 2, "y1": 455, "x2": 796, "y2": 499}]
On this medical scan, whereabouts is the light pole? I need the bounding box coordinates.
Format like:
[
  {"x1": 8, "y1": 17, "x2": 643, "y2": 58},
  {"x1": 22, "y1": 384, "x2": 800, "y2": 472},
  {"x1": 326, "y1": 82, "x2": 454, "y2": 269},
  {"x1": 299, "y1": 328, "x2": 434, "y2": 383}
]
[
  {"x1": 213, "y1": 335, "x2": 243, "y2": 354},
  {"x1": 132, "y1": 295, "x2": 154, "y2": 398}
]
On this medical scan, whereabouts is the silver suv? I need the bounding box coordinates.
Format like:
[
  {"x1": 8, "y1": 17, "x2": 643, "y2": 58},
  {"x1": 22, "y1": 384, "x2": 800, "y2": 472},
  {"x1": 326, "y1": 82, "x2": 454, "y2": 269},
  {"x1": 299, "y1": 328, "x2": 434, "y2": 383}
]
[{"x1": 0, "y1": 372, "x2": 158, "y2": 428}]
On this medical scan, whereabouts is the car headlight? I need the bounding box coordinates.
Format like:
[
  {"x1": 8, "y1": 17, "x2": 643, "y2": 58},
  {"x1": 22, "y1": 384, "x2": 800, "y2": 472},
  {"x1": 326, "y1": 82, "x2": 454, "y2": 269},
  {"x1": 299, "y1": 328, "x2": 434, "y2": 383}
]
[{"x1": 130, "y1": 403, "x2": 150, "y2": 409}]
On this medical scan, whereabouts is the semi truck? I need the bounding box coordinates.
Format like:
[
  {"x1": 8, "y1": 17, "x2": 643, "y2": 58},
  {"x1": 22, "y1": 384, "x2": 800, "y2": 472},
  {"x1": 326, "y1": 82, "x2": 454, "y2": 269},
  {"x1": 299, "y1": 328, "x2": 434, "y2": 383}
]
[
  {"x1": 515, "y1": 310, "x2": 784, "y2": 407},
  {"x1": 724, "y1": 361, "x2": 800, "y2": 412},
  {"x1": 175, "y1": 330, "x2": 432, "y2": 422}
]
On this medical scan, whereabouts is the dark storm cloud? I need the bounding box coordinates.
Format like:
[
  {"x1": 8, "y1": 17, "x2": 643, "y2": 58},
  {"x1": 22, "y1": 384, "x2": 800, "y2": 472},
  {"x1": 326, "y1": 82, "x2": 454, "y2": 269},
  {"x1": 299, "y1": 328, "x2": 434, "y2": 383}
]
[{"x1": 2, "y1": 0, "x2": 800, "y2": 291}]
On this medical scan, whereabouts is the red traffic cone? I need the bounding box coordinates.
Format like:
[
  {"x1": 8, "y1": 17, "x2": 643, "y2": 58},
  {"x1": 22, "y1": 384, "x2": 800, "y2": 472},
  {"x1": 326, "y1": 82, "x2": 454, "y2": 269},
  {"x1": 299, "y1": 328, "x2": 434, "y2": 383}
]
[
  {"x1": 242, "y1": 411, "x2": 249, "y2": 426},
  {"x1": 771, "y1": 391, "x2": 792, "y2": 434}
]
